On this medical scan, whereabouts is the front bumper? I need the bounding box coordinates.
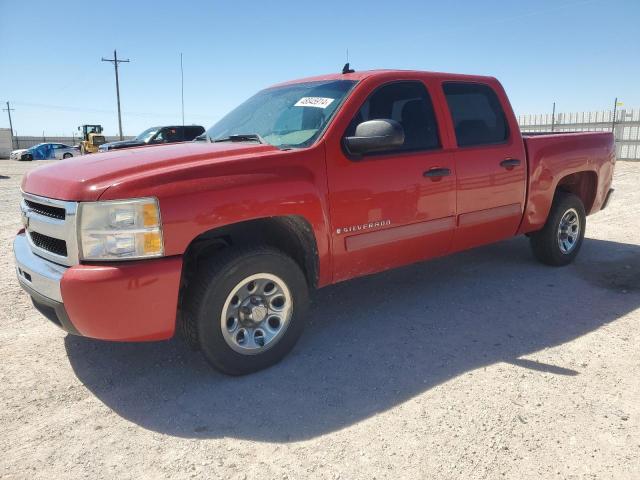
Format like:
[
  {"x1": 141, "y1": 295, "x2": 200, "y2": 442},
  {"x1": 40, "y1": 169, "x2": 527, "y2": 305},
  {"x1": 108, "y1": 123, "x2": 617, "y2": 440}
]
[
  {"x1": 14, "y1": 235, "x2": 79, "y2": 334},
  {"x1": 14, "y1": 233, "x2": 183, "y2": 341},
  {"x1": 14, "y1": 233, "x2": 66, "y2": 302}
]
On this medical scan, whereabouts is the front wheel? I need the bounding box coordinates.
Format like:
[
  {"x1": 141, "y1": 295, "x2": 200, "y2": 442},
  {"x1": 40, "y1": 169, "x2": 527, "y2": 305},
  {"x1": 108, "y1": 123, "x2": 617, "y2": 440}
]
[
  {"x1": 63, "y1": 153, "x2": 72, "y2": 159},
  {"x1": 183, "y1": 246, "x2": 310, "y2": 375},
  {"x1": 530, "y1": 192, "x2": 586, "y2": 266}
]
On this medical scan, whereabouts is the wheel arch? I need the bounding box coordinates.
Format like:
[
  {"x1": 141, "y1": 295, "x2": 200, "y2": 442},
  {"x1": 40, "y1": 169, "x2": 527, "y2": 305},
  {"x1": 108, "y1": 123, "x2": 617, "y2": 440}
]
[
  {"x1": 554, "y1": 170, "x2": 598, "y2": 214},
  {"x1": 180, "y1": 215, "x2": 320, "y2": 292}
]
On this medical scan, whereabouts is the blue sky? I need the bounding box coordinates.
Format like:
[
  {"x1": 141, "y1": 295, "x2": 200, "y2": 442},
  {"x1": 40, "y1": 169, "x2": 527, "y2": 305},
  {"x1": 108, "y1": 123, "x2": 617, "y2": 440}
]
[{"x1": 1, "y1": 0, "x2": 638, "y2": 136}]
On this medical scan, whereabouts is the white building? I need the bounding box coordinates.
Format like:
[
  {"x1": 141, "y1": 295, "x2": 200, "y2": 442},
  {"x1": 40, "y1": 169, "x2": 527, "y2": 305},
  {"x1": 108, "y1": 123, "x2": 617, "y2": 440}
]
[{"x1": 0, "y1": 128, "x2": 12, "y2": 159}]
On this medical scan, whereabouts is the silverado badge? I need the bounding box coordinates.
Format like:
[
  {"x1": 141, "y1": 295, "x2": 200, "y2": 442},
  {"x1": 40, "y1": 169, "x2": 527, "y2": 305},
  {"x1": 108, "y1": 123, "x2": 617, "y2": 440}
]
[{"x1": 336, "y1": 220, "x2": 391, "y2": 235}]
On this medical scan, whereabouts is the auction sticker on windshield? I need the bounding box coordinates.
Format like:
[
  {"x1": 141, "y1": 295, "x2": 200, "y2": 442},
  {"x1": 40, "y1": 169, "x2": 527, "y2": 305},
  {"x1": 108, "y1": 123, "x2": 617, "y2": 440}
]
[{"x1": 294, "y1": 97, "x2": 335, "y2": 108}]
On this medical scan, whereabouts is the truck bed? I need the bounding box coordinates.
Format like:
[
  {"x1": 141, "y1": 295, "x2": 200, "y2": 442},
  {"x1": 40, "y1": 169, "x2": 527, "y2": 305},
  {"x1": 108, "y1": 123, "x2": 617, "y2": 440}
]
[{"x1": 519, "y1": 131, "x2": 616, "y2": 234}]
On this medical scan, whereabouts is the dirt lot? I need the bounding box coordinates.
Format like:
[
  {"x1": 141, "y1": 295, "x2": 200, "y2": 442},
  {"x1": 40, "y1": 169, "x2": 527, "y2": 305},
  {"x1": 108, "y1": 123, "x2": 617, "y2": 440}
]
[{"x1": 0, "y1": 159, "x2": 639, "y2": 480}]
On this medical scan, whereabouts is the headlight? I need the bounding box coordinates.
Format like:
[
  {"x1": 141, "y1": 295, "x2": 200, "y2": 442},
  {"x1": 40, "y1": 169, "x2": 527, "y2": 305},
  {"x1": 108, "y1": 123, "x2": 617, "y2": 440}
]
[{"x1": 78, "y1": 197, "x2": 164, "y2": 261}]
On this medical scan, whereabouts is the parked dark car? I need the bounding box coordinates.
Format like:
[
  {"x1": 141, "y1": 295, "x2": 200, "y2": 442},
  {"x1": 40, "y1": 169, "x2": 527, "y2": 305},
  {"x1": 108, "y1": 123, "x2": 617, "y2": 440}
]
[{"x1": 98, "y1": 125, "x2": 205, "y2": 152}]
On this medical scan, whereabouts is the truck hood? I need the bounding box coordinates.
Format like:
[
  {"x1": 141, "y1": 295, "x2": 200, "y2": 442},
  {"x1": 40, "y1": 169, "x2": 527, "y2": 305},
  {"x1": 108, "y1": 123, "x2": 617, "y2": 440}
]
[
  {"x1": 22, "y1": 142, "x2": 280, "y2": 201},
  {"x1": 102, "y1": 139, "x2": 146, "y2": 149}
]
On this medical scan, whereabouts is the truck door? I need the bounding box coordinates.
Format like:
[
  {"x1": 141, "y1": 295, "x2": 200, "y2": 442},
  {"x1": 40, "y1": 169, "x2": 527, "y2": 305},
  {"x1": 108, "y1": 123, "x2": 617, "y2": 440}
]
[
  {"x1": 326, "y1": 80, "x2": 457, "y2": 281},
  {"x1": 442, "y1": 82, "x2": 527, "y2": 251}
]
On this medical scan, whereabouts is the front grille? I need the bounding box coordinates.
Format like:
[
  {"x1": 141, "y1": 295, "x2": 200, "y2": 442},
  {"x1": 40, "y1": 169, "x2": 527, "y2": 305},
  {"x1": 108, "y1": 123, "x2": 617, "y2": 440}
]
[
  {"x1": 21, "y1": 193, "x2": 79, "y2": 266},
  {"x1": 24, "y1": 199, "x2": 66, "y2": 220},
  {"x1": 30, "y1": 231, "x2": 68, "y2": 257}
]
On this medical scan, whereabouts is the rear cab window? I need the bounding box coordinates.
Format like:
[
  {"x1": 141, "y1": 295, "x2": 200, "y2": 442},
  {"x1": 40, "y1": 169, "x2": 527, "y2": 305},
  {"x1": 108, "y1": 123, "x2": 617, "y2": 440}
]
[{"x1": 443, "y1": 82, "x2": 509, "y2": 147}]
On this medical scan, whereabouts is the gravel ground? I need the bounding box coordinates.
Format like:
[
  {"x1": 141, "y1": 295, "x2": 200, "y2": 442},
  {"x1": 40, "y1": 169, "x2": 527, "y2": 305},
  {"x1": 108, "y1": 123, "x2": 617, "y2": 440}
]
[{"x1": 0, "y1": 159, "x2": 639, "y2": 480}]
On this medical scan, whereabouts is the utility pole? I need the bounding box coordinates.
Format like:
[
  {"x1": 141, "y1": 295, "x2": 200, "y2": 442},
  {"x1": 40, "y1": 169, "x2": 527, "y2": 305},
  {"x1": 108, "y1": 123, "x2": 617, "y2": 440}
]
[
  {"x1": 551, "y1": 102, "x2": 556, "y2": 132},
  {"x1": 180, "y1": 53, "x2": 185, "y2": 126},
  {"x1": 611, "y1": 97, "x2": 621, "y2": 135},
  {"x1": 2, "y1": 101, "x2": 15, "y2": 149},
  {"x1": 102, "y1": 50, "x2": 130, "y2": 140}
]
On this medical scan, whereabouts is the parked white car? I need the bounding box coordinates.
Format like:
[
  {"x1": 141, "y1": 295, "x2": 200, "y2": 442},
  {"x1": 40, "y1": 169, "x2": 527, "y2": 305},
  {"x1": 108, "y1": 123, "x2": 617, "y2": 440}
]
[
  {"x1": 9, "y1": 149, "x2": 27, "y2": 160},
  {"x1": 17, "y1": 143, "x2": 80, "y2": 161}
]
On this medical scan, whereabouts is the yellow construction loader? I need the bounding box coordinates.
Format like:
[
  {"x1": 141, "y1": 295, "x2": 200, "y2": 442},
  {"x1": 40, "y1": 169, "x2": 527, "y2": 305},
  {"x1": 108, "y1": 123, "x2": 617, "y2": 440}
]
[{"x1": 78, "y1": 125, "x2": 106, "y2": 154}]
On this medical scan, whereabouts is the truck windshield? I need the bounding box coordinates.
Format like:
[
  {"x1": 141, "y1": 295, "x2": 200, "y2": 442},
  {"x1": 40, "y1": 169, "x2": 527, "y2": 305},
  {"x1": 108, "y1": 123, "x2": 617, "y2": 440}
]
[
  {"x1": 205, "y1": 80, "x2": 357, "y2": 148},
  {"x1": 136, "y1": 127, "x2": 159, "y2": 143}
]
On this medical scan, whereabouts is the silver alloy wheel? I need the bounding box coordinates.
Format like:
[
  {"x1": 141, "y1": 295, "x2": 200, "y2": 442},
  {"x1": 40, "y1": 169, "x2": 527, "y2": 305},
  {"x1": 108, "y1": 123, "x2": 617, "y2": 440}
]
[
  {"x1": 220, "y1": 273, "x2": 293, "y2": 355},
  {"x1": 557, "y1": 207, "x2": 580, "y2": 254}
]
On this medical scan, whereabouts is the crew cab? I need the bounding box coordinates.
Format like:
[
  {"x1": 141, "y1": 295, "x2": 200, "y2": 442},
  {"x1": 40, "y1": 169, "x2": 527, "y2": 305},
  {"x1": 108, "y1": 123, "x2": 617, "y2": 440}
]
[
  {"x1": 98, "y1": 125, "x2": 205, "y2": 152},
  {"x1": 14, "y1": 69, "x2": 615, "y2": 375}
]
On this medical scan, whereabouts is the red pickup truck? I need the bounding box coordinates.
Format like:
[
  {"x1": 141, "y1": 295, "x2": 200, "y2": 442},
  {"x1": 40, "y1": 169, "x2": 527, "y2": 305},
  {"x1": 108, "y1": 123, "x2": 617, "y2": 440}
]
[{"x1": 14, "y1": 69, "x2": 615, "y2": 374}]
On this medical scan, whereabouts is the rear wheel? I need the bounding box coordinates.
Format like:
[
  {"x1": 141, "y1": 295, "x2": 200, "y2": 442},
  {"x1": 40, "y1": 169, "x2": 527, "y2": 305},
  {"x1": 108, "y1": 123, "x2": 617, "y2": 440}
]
[
  {"x1": 530, "y1": 192, "x2": 586, "y2": 266},
  {"x1": 183, "y1": 246, "x2": 310, "y2": 375}
]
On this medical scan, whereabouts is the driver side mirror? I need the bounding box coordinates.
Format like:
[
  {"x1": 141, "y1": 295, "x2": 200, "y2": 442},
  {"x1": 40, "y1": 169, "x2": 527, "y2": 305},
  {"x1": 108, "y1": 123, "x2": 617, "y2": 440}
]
[{"x1": 343, "y1": 119, "x2": 404, "y2": 156}]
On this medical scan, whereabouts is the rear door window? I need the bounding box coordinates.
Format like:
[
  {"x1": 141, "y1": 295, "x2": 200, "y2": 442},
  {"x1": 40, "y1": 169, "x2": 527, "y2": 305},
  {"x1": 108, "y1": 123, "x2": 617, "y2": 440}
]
[
  {"x1": 443, "y1": 82, "x2": 509, "y2": 147},
  {"x1": 185, "y1": 126, "x2": 204, "y2": 140}
]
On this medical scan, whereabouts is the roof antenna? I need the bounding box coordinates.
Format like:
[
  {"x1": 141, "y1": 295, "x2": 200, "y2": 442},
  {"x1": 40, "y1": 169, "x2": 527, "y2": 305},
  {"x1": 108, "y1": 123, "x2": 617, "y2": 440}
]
[
  {"x1": 342, "y1": 48, "x2": 354, "y2": 74},
  {"x1": 342, "y1": 63, "x2": 355, "y2": 74}
]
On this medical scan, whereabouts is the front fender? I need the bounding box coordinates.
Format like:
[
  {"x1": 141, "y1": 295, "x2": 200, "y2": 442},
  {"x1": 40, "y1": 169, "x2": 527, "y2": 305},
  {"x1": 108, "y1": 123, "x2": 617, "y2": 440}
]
[{"x1": 99, "y1": 146, "x2": 332, "y2": 285}]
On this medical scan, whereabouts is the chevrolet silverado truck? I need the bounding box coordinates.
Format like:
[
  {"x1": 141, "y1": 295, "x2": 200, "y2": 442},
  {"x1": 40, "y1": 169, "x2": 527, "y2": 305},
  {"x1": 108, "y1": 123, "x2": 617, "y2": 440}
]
[{"x1": 14, "y1": 69, "x2": 615, "y2": 375}]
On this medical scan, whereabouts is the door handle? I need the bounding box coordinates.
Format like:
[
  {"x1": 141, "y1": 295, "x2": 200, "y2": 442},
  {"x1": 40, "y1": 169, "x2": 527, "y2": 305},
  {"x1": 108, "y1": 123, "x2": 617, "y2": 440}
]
[
  {"x1": 500, "y1": 158, "x2": 521, "y2": 168},
  {"x1": 423, "y1": 167, "x2": 451, "y2": 178}
]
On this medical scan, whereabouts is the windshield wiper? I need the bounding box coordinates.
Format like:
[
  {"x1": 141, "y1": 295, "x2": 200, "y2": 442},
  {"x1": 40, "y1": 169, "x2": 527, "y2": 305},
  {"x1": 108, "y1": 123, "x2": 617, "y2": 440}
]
[
  {"x1": 194, "y1": 134, "x2": 211, "y2": 143},
  {"x1": 213, "y1": 134, "x2": 266, "y2": 144}
]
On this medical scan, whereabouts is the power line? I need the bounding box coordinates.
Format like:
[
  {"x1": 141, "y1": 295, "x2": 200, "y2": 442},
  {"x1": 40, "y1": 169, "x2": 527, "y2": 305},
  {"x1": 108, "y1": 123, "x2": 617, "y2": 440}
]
[
  {"x1": 102, "y1": 50, "x2": 130, "y2": 140},
  {"x1": 11, "y1": 101, "x2": 212, "y2": 120},
  {"x1": 2, "y1": 102, "x2": 16, "y2": 149},
  {"x1": 10, "y1": 101, "x2": 214, "y2": 123}
]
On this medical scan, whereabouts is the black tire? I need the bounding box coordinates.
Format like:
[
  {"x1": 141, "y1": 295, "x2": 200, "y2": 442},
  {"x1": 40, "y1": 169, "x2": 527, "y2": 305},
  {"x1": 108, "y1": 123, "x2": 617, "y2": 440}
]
[
  {"x1": 183, "y1": 246, "x2": 310, "y2": 375},
  {"x1": 530, "y1": 192, "x2": 586, "y2": 266},
  {"x1": 22, "y1": 154, "x2": 33, "y2": 161},
  {"x1": 63, "y1": 153, "x2": 72, "y2": 159}
]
